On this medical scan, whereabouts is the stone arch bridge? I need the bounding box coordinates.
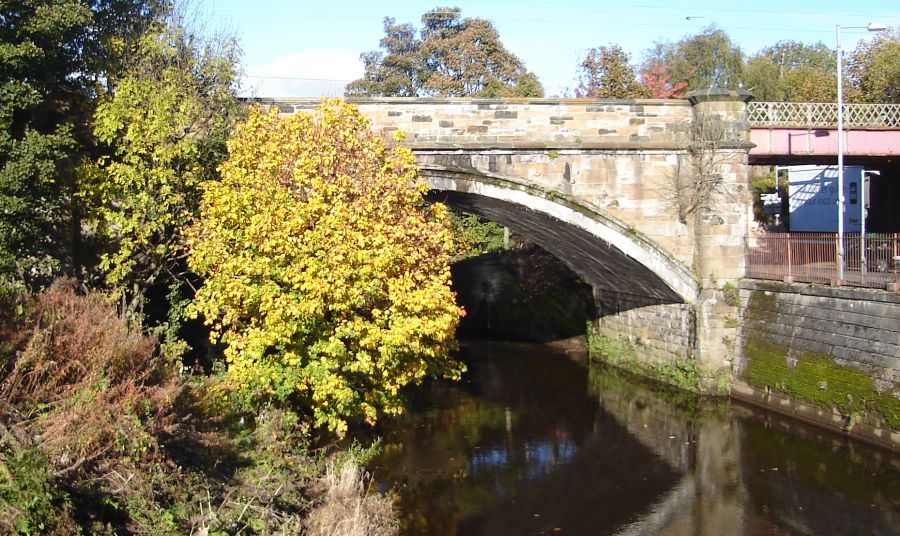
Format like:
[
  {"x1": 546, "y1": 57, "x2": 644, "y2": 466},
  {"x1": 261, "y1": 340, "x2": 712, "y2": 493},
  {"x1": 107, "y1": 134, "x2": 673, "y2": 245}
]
[{"x1": 264, "y1": 92, "x2": 755, "y2": 389}]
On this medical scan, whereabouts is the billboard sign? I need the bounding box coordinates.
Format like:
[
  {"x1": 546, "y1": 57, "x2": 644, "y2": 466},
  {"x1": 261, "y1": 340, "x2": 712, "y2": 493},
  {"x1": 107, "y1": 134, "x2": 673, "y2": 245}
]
[{"x1": 788, "y1": 165, "x2": 863, "y2": 232}]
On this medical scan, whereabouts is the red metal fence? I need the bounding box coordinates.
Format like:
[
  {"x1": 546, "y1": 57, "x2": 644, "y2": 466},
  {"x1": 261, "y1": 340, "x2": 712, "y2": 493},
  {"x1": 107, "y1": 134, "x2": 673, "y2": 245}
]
[{"x1": 747, "y1": 232, "x2": 900, "y2": 289}]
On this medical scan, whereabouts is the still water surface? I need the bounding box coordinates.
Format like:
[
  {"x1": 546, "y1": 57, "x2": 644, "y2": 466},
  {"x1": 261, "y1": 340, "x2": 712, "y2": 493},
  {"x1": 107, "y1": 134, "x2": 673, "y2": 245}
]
[{"x1": 361, "y1": 342, "x2": 899, "y2": 535}]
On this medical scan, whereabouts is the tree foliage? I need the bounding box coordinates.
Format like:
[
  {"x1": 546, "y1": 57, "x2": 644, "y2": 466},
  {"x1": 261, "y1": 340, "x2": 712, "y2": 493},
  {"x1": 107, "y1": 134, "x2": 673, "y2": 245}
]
[
  {"x1": 187, "y1": 100, "x2": 464, "y2": 432},
  {"x1": 0, "y1": 0, "x2": 164, "y2": 281},
  {"x1": 89, "y1": 13, "x2": 242, "y2": 312},
  {"x1": 639, "y1": 60, "x2": 688, "y2": 98},
  {"x1": 348, "y1": 17, "x2": 421, "y2": 97},
  {"x1": 743, "y1": 41, "x2": 836, "y2": 101},
  {"x1": 643, "y1": 26, "x2": 744, "y2": 92},
  {"x1": 447, "y1": 209, "x2": 506, "y2": 258},
  {"x1": 574, "y1": 45, "x2": 647, "y2": 98},
  {"x1": 347, "y1": 7, "x2": 543, "y2": 98},
  {"x1": 846, "y1": 29, "x2": 900, "y2": 103}
]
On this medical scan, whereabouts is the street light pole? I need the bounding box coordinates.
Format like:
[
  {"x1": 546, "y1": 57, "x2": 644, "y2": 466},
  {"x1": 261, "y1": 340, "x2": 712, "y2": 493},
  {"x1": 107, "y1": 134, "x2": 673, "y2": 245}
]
[
  {"x1": 836, "y1": 24, "x2": 845, "y2": 282},
  {"x1": 835, "y1": 22, "x2": 887, "y2": 283}
]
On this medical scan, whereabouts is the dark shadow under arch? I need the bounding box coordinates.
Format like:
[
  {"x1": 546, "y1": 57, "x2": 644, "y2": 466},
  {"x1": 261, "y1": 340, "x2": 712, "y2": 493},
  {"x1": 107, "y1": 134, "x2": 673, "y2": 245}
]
[{"x1": 427, "y1": 189, "x2": 685, "y2": 304}]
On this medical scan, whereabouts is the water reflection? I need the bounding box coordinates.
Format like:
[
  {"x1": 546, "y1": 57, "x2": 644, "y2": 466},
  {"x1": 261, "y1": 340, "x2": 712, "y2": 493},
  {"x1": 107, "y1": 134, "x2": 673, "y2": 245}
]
[{"x1": 363, "y1": 342, "x2": 899, "y2": 535}]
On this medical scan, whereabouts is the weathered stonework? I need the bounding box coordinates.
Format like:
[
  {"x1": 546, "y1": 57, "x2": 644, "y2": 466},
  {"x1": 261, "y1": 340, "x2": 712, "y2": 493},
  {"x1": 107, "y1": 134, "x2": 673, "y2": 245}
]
[
  {"x1": 735, "y1": 279, "x2": 900, "y2": 449},
  {"x1": 686, "y1": 89, "x2": 753, "y2": 381},
  {"x1": 265, "y1": 96, "x2": 706, "y2": 288},
  {"x1": 263, "y1": 95, "x2": 755, "y2": 390},
  {"x1": 255, "y1": 96, "x2": 900, "y2": 447},
  {"x1": 592, "y1": 290, "x2": 695, "y2": 366}
]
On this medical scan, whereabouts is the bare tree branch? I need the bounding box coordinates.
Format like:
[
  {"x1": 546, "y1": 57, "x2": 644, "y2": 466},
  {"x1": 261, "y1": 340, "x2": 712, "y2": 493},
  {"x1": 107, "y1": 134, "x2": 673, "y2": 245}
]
[{"x1": 665, "y1": 115, "x2": 730, "y2": 223}]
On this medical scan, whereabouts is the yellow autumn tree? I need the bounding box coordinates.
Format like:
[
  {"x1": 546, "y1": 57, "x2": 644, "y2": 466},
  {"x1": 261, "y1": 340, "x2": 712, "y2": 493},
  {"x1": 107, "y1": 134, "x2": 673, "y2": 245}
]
[{"x1": 187, "y1": 100, "x2": 463, "y2": 432}]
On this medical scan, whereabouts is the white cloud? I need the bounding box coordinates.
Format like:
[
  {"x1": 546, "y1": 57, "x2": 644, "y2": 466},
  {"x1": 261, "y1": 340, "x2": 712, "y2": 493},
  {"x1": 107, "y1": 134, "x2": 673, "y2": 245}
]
[{"x1": 241, "y1": 48, "x2": 364, "y2": 98}]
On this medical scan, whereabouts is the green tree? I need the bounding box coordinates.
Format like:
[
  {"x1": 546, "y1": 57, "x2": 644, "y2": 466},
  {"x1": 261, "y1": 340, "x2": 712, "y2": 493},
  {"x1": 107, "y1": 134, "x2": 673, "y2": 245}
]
[
  {"x1": 186, "y1": 100, "x2": 464, "y2": 433},
  {"x1": 0, "y1": 0, "x2": 164, "y2": 281},
  {"x1": 742, "y1": 56, "x2": 785, "y2": 101},
  {"x1": 643, "y1": 26, "x2": 744, "y2": 92},
  {"x1": 89, "y1": 13, "x2": 242, "y2": 316},
  {"x1": 347, "y1": 6, "x2": 542, "y2": 98},
  {"x1": 743, "y1": 41, "x2": 836, "y2": 101},
  {"x1": 447, "y1": 209, "x2": 506, "y2": 258},
  {"x1": 345, "y1": 17, "x2": 421, "y2": 97},
  {"x1": 574, "y1": 45, "x2": 647, "y2": 98},
  {"x1": 846, "y1": 29, "x2": 900, "y2": 103}
]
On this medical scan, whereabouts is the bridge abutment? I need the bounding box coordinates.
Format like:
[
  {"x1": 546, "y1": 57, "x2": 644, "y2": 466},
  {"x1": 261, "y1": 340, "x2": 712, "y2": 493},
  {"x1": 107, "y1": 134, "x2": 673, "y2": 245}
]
[
  {"x1": 588, "y1": 90, "x2": 753, "y2": 393},
  {"x1": 688, "y1": 89, "x2": 754, "y2": 390}
]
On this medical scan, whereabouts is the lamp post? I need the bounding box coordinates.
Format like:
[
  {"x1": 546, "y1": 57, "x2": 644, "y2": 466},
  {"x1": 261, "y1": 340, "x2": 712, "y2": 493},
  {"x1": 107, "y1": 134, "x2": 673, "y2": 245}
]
[{"x1": 835, "y1": 22, "x2": 887, "y2": 282}]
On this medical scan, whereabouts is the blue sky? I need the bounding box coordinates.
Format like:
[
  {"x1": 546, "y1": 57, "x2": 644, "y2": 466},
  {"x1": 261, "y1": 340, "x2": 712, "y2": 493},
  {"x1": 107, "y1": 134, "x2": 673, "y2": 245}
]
[{"x1": 205, "y1": 0, "x2": 900, "y2": 98}]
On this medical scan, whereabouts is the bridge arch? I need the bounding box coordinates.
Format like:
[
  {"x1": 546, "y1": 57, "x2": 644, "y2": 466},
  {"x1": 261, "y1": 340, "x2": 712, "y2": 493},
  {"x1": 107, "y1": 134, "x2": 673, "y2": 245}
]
[{"x1": 421, "y1": 166, "x2": 698, "y2": 304}]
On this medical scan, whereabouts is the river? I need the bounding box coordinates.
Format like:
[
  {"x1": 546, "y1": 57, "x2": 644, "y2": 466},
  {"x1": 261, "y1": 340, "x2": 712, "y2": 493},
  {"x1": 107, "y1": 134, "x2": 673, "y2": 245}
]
[{"x1": 358, "y1": 341, "x2": 899, "y2": 535}]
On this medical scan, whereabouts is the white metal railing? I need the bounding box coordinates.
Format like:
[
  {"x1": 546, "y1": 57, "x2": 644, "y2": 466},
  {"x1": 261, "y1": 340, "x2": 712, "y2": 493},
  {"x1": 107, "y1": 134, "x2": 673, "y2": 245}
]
[{"x1": 748, "y1": 101, "x2": 900, "y2": 128}]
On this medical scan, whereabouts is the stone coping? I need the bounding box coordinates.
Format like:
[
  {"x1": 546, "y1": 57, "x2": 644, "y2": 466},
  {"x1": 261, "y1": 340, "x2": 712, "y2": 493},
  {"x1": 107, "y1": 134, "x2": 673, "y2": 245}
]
[
  {"x1": 241, "y1": 96, "x2": 694, "y2": 107},
  {"x1": 741, "y1": 279, "x2": 900, "y2": 304},
  {"x1": 397, "y1": 141, "x2": 753, "y2": 151}
]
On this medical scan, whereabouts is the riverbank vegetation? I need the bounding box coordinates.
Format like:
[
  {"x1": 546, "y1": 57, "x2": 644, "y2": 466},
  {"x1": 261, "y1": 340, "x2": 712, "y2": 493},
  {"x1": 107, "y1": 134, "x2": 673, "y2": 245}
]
[
  {"x1": 4, "y1": 2, "x2": 896, "y2": 533},
  {"x1": 585, "y1": 324, "x2": 731, "y2": 396},
  {"x1": 447, "y1": 210, "x2": 506, "y2": 259},
  {"x1": 0, "y1": 279, "x2": 396, "y2": 534},
  {"x1": 0, "y1": 0, "x2": 458, "y2": 532}
]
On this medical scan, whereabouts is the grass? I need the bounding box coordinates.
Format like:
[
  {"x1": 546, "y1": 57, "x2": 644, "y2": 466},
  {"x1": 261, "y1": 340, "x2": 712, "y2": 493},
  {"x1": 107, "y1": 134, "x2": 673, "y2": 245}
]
[{"x1": 304, "y1": 458, "x2": 396, "y2": 536}]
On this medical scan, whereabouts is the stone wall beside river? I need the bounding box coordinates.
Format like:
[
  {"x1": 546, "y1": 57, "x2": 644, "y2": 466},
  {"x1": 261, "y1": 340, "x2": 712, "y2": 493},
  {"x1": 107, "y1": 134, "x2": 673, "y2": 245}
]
[{"x1": 734, "y1": 279, "x2": 900, "y2": 450}]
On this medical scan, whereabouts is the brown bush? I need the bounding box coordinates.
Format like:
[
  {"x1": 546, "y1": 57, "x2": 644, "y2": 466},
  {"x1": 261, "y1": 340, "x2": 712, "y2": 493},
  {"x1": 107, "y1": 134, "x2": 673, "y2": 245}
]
[
  {"x1": 0, "y1": 278, "x2": 179, "y2": 478},
  {"x1": 304, "y1": 459, "x2": 397, "y2": 536},
  {"x1": 1, "y1": 279, "x2": 399, "y2": 534}
]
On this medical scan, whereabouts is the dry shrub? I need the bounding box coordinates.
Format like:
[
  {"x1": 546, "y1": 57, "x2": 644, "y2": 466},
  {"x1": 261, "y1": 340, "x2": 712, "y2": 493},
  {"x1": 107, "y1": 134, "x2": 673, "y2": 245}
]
[
  {"x1": 304, "y1": 458, "x2": 397, "y2": 536},
  {"x1": 1, "y1": 279, "x2": 398, "y2": 534},
  {"x1": 0, "y1": 278, "x2": 179, "y2": 478}
]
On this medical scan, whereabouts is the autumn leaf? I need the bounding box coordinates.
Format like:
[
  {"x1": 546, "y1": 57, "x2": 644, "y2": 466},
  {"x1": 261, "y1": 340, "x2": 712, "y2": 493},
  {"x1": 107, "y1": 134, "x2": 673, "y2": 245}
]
[{"x1": 187, "y1": 99, "x2": 464, "y2": 433}]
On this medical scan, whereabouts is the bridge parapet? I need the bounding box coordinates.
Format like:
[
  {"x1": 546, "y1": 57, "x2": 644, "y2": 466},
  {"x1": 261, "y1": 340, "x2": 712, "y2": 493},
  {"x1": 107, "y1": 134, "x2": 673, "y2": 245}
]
[
  {"x1": 749, "y1": 102, "x2": 900, "y2": 161},
  {"x1": 261, "y1": 97, "x2": 694, "y2": 150},
  {"x1": 749, "y1": 101, "x2": 900, "y2": 129}
]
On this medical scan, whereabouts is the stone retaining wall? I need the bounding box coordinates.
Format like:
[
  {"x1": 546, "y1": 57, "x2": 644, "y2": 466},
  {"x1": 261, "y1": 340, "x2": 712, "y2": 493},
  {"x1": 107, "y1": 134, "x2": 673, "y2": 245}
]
[
  {"x1": 592, "y1": 290, "x2": 696, "y2": 367},
  {"x1": 735, "y1": 279, "x2": 900, "y2": 450}
]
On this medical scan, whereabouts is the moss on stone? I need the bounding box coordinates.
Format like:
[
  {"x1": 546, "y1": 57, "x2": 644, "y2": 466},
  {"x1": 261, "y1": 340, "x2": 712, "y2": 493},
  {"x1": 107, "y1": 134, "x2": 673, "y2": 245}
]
[
  {"x1": 587, "y1": 361, "x2": 730, "y2": 425},
  {"x1": 586, "y1": 325, "x2": 709, "y2": 394},
  {"x1": 742, "y1": 338, "x2": 900, "y2": 430},
  {"x1": 586, "y1": 328, "x2": 636, "y2": 366},
  {"x1": 743, "y1": 289, "x2": 777, "y2": 323}
]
